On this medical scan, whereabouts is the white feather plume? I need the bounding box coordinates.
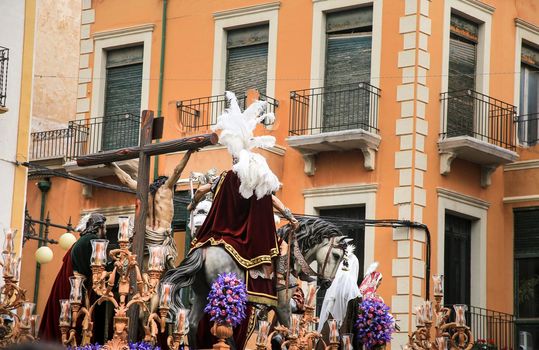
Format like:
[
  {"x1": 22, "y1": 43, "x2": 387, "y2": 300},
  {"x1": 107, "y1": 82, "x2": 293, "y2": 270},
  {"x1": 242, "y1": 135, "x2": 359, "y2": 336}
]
[
  {"x1": 364, "y1": 261, "x2": 379, "y2": 277},
  {"x1": 75, "y1": 214, "x2": 91, "y2": 232},
  {"x1": 212, "y1": 92, "x2": 280, "y2": 199}
]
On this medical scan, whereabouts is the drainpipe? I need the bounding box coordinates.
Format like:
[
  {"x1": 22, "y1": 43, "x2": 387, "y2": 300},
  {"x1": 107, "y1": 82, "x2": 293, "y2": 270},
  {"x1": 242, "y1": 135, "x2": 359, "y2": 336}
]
[
  {"x1": 33, "y1": 178, "x2": 51, "y2": 304},
  {"x1": 153, "y1": 0, "x2": 168, "y2": 180}
]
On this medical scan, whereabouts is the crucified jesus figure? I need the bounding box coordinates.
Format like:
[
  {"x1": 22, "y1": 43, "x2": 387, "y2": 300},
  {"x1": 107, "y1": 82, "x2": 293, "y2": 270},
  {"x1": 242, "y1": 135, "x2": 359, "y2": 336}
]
[{"x1": 107, "y1": 150, "x2": 193, "y2": 269}]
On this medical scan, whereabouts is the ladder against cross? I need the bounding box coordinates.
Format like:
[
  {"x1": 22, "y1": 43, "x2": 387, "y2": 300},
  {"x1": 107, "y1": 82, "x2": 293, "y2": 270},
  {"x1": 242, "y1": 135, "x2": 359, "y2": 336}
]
[{"x1": 75, "y1": 110, "x2": 219, "y2": 339}]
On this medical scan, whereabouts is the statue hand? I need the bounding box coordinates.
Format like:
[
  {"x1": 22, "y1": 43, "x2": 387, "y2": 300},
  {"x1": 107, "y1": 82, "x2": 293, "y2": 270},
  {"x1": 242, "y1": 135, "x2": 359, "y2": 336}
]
[{"x1": 290, "y1": 218, "x2": 300, "y2": 232}]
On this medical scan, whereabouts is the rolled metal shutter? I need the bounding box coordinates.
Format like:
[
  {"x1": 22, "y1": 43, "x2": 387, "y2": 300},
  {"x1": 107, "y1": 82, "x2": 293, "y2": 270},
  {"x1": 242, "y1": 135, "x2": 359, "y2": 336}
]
[
  {"x1": 102, "y1": 46, "x2": 143, "y2": 151},
  {"x1": 323, "y1": 6, "x2": 372, "y2": 132},
  {"x1": 447, "y1": 15, "x2": 478, "y2": 137},
  {"x1": 225, "y1": 25, "x2": 269, "y2": 96}
]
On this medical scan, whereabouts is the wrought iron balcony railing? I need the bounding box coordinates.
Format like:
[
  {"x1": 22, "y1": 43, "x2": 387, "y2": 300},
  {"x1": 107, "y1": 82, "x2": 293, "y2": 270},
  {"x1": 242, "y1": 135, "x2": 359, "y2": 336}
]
[
  {"x1": 29, "y1": 113, "x2": 141, "y2": 162},
  {"x1": 516, "y1": 112, "x2": 539, "y2": 146},
  {"x1": 289, "y1": 82, "x2": 380, "y2": 136},
  {"x1": 447, "y1": 305, "x2": 515, "y2": 349},
  {"x1": 440, "y1": 90, "x2": 517, "y2": 151},
  {"x1": 30, "y1": 128, "x2": 74, "y2": 161},
  {"x1": 68, "y1": 113, "x2": 141, "y2": 157},
  {"x1": 0, "y1": 46, "x2": 9, "y2": 108},
  {"x1": 177, "y1": 93, "x2": 279, "y2": 132}
]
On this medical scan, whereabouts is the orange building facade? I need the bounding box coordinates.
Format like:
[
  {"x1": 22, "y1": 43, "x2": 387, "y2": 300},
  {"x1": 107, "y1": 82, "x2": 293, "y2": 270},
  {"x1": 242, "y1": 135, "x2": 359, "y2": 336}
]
[{"x1": 23, "y1": 0, "x2": 539, "y2": 348}]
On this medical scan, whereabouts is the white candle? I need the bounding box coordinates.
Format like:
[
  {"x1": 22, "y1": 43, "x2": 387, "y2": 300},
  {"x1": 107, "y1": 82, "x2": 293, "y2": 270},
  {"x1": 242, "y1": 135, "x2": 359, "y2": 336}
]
[
  {"x1": 69, "y1": 276, "x2": 84, "y2": 303},
  {"x1": 90, "y1": 239, "x2": 109, "y2": 266},
  {"x1": 20, "y1": 302, "x2": 35, "y2": 328},
  {"x1": 423, "y1": 300, "x2": 433, "y2": 323},
  {"x1": 415, "y1": 305, "x2": 425, "y2": 326},
  {"x1": 328, "y1": 319, "x2": 339, "y2": 343},
  {"x1": 3, "y1": 229, "x2": 15, "y2": 253},
  {"x1": 453, "y1": 304, "x2": 467, "y2": 327},
  {"x1": 2, "y1": 252, "x2": 14, "y2": 276},
  {"x1": 257, "y1": 320, "x2": 270, "y2": 345},
  {"x1": 432, "y1": 275, "x2": 444, "y2": 296},
  {"x1": 342, "y1": 333, "x2": 352, "y2": 350},
  {"x1": 59, "y1": 299, "x2": 71, "y2": 324},
  {"x1": 175, "y1": 308, "x2": 190, "y2": 334},
  {"x1": 117, "y1": 216, "x2": 130, "y2": 242},
  {"x1": 159, "y1": 283, "x2": 173, "y2": 308},
  {"x1": 148, "y1": 246, "x2": 165, "y2": 271},
  {"x1": 305, "y1": 282, "x2": 317, "y2": 307}
]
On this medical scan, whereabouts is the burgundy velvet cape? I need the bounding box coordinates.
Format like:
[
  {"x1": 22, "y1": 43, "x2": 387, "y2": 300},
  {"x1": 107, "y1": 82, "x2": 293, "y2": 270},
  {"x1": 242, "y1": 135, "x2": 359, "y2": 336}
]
[
  {"x1": 39, "y1": 248, "x2": 74, "y2": 342},
  {"x1": 191, "y1": 171, "x2": 279, "y2": 269}
]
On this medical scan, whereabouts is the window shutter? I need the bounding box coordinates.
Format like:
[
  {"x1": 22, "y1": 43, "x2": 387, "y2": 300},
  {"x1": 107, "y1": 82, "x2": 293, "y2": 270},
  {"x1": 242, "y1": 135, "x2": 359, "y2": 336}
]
[
  {"x1": 447, "y1": 15, "x2": 478, "y2": 138},
  {"x1": 514, "y1": 208, "x2": 539, "y2": 258},
  {"x1": 225, "y1": 25, "x2": 269, "y2": 96},
  {"x1": 103, "y1": 46, "x2": 143, "y2": 151},
  {"x1": 173, "y1": 191, "x2": 190, "y2": 230},
  {"x1": 326, "y1": 6, "x2": 373, "y2": 33}
]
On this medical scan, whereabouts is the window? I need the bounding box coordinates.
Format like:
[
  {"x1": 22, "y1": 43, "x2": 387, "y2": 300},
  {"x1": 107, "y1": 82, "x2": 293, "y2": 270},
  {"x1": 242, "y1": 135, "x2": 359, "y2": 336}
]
[
  {"x1": 316, "y1": 206, "x2": 366, "y2": 315},
  {"x1": 173, "y1": 190, "x2": 190, "y2": 231},
  {"x1": 518, "y1": 44, "x2": 539, "y2": 146},
  {"x1": 444, "y1": 213, "x2": 471, "y2": 306},
  {"x1": 323, "y1": 6, "x2": 373, "y2": 132},
  {"x1": 446, "y1": 14, "x2": 479, "y2": 138},
  {"x1": 102, "y1": 45, "x2": 143, "y2": 151},
  {"x1": 514, "y1": 208, "x2": 539, "y2": 348},
  {"x1": 225, "y1": 24, "x2": 269, "y2": 96}
]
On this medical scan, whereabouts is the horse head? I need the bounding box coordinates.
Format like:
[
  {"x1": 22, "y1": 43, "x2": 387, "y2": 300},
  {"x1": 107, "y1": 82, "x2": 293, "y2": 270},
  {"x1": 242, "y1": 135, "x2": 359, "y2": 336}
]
[{"x1": 278, "y1": 217, "x2": 350, "y2": 289}]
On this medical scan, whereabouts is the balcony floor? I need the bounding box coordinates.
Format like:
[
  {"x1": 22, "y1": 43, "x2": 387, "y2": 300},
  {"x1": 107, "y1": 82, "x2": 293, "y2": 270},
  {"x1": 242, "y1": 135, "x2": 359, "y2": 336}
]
[
  {"x1": 438, "y1": 135, "x2": 519, "y2": 187},
  {"x1": 286, "y1": 129, "x2": 381, "y2": 175}
]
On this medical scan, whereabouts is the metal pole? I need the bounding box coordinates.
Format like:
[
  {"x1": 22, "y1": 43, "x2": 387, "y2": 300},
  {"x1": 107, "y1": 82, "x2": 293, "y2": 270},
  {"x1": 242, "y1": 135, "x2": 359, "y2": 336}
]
[{"x1": 33, "y1": 178, "x2": 51, "y2": 304}]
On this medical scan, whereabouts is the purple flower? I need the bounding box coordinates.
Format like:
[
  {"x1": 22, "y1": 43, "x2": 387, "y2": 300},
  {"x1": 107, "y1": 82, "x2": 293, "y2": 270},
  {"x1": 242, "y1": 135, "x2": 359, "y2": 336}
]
[
  {"x1": 204, "y1": 272, "x2": 247, "y2": 328},
  {"x1": 355, "y1": 299, "x2": 396, "y2": 349}
]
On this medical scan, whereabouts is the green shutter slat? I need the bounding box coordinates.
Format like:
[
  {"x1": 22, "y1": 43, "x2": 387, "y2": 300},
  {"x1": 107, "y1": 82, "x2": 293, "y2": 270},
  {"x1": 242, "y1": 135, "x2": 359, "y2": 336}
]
[
  {"x1": 225, "y1": 43, "x2": 268, "y2": 96},
  {"x1": 323, "y1": 34, "x2": 371, "y2": 132},
  {"x1": 326, "y1": 6, "x2": 373, "y2": 33},
  {"x1": 173, "y1": 191, "x2": 190, "y2": 230},
  {"x1": 446, "y1": 34, "x2": 477, "y2": 138},
  {"x1": 106, "y1": 46, "x2": 143, "y2": 67},
  {"x1": 103, "y1": 62, "x2": 143, "y2": 151},
  {"x1": 514, "y1": 208, "x2": 539, "y2": 258},
  {"x1": 227, "y1": 24, "x2": 269, "y2": 48}
]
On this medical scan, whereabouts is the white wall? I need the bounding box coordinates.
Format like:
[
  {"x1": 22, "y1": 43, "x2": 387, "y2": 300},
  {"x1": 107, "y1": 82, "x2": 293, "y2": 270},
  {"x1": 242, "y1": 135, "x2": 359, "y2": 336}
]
[{"x1": 0, "y1": 0, "x2": 27, "y2": 235}]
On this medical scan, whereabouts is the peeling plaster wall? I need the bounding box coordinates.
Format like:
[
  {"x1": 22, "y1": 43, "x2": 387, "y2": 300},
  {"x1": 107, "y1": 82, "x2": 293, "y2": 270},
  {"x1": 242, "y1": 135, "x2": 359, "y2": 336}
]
[{"x1": 31, "y1": 0, "x2": 81, "y2": 131}]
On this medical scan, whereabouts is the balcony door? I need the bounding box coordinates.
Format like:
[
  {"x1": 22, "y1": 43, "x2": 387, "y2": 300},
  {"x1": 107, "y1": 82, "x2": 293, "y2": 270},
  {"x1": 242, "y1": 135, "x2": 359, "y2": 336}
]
[
  {"x1": 519, "y1": 45, "x2": 539, "y2": 146},
  {"x1": 447, "y1": 14, "x2": 478, "y2": 138},
  {"x1": 316, "y1": 206, "x2": 365, "y2": 315},
  {"x1": 514, "y1": 208, "x2": 539, "y2": 349},
  {"x1": 103, "y1": 45, "x2": 143, "y2": 151},
  {"x1": 323, "y1": 6, "x2": 372, "y2": 133},
  {"x1": 444, "y1": 213, "x2": 471, "y2": 307}
]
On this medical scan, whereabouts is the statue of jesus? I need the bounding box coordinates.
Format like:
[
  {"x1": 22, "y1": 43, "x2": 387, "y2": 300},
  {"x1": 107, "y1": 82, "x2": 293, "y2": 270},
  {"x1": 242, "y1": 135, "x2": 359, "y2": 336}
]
[{"x1": 107, "y1": 150, "x2": 193, "y2": 269}]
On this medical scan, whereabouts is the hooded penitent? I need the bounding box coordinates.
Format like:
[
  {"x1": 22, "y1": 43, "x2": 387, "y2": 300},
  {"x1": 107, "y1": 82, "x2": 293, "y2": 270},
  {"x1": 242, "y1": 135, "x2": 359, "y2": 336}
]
[{"x1": 318, "y1": 247, "x2": 360, "y2": 332}]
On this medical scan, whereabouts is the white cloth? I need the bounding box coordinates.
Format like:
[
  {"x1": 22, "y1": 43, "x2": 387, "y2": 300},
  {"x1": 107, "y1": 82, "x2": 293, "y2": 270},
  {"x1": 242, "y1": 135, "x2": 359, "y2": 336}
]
[{"x1": 318, "y1": 255, "x2": 360, "y2": 332}]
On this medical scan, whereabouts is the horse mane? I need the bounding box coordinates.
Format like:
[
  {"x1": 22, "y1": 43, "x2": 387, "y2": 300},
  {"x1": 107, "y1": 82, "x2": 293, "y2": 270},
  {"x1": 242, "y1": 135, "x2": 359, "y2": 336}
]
[{"x1": 277, "y1": 217, "x2": 344, "y2": 252}]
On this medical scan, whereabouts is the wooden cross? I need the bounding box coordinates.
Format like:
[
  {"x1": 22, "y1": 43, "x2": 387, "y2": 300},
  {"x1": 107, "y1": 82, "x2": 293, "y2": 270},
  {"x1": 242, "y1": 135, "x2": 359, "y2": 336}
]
[{"x1": 76, "y1": 110, "x2": 218, "y2": 340}]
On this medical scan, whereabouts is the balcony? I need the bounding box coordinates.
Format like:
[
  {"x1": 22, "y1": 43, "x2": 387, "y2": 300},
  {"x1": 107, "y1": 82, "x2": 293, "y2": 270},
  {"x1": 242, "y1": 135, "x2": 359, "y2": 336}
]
[
  {"x1": 286, "y1": 82, "x2": 381, "y2": 175},
  {"x1": 30, "y1": 113, "x2": 141, "y2": 177},
  {"x1": 516, "y1": 112, "x2": 539, "y2": 147},
  {"x1": 30, "y1": 128, "x2": 74, "y2": 166},
  {"x1": 447, "y1": 305, "x2": 515, "y2": 349},
  {"x1": 176, "y1": 92, "x2": 279, "y2": 132},
  {"x1": 0, "y1": 46, "x2": 9, "y2": 113},
  {"x1": 439, "y1": 90, "x2": 518, "y2": 187}
]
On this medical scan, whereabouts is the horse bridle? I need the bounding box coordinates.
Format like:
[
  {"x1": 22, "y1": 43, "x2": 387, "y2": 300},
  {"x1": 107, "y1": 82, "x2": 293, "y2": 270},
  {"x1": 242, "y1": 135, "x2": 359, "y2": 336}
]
[{"x1": 319, "y1": 236, "x2": 347, "y2": 283}]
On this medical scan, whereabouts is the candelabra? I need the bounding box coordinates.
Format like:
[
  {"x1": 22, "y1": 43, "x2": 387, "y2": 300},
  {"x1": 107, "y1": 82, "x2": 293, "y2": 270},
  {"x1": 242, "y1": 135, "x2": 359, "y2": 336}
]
[
  {"x1": 406, "y1": 275, "x2": 474, "y2": 350},
  {"x1": 59, "y1": 216, "x2": 168, "y2": 350},
  {"x1": 256, "y1": 283, "x2": 341, "y2": 350},
  {"x1": 0, "y1": 228, "x2": 39, "y2": 347}
]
